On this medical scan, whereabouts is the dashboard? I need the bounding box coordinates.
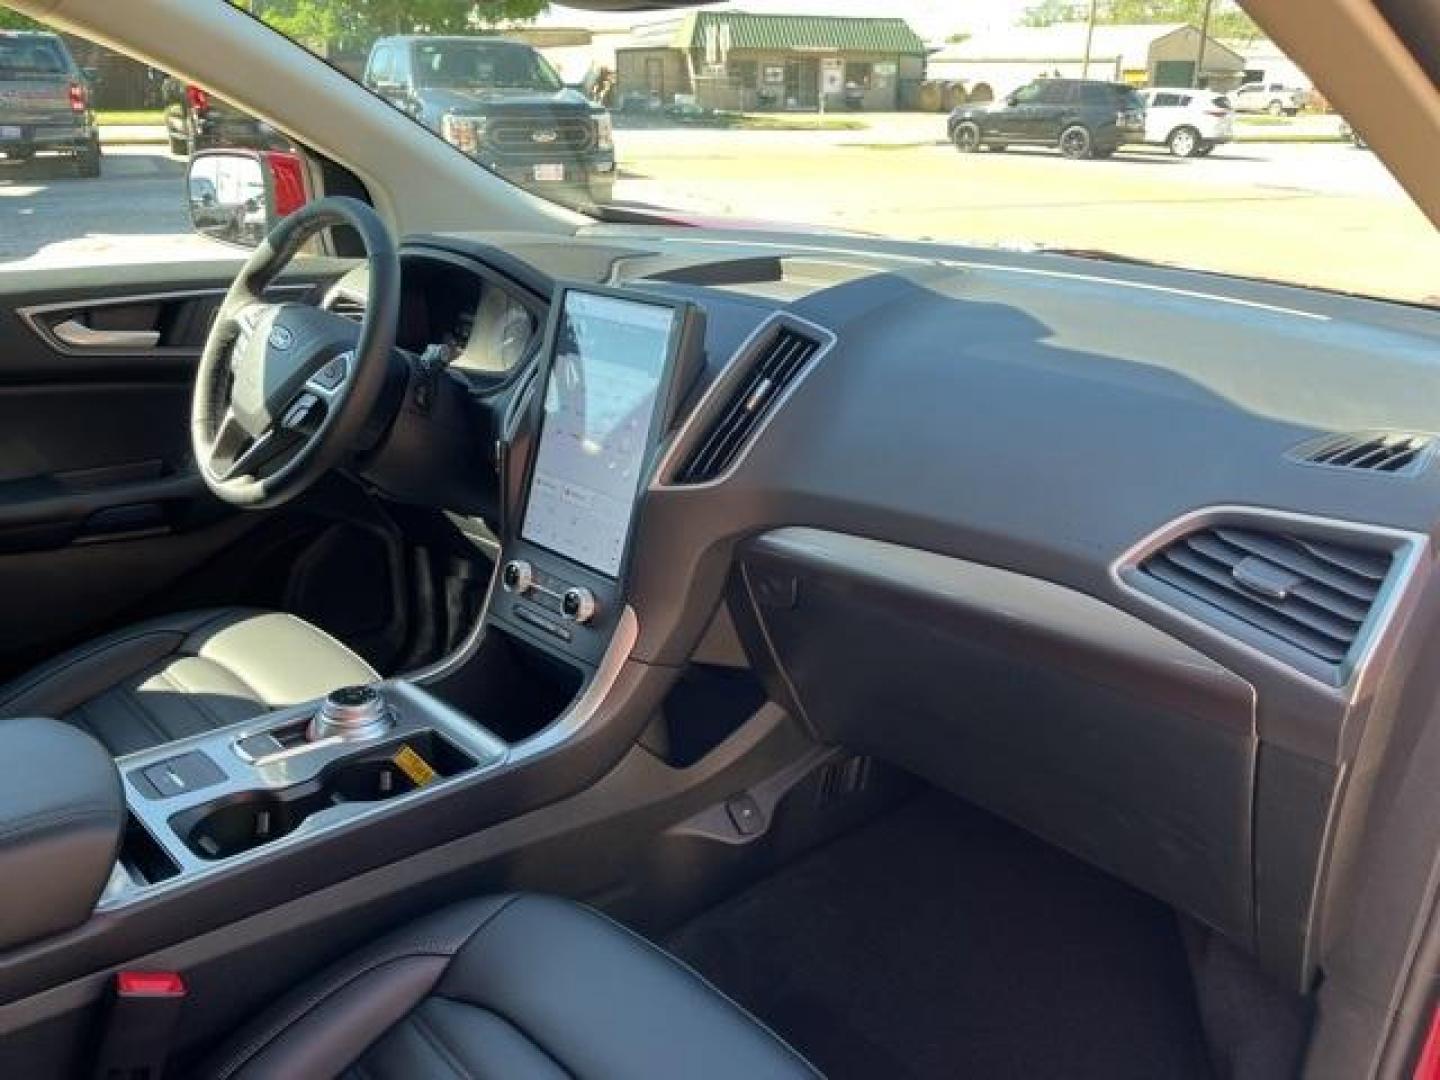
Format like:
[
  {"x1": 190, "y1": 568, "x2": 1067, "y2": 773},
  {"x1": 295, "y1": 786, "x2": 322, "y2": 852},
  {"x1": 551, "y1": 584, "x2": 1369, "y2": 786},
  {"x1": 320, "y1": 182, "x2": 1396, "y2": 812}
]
[{"x1": 356, "y1": 227, "x2": 1440, "y2": 999}]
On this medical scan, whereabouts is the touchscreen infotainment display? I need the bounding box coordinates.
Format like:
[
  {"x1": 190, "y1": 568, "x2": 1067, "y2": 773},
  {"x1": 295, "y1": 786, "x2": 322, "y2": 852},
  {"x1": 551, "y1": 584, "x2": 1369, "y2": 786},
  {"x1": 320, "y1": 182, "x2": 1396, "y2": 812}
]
[{"x1": 521, "y1": 291, "x2": 677, "y2": 577}]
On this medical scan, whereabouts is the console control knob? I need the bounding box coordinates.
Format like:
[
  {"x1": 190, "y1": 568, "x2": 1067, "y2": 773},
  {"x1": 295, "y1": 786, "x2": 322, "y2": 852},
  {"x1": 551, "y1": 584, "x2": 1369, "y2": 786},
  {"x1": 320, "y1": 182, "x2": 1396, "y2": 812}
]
[
  {"x1": 307, "y1": 684, "x2": 392, "y2": 743},
  {"x1": 502, "y1": 559, "x2": 534, "y2": 594},
  {"x1": 561, "y1": 586, "x2": 598, "y2": 624}
]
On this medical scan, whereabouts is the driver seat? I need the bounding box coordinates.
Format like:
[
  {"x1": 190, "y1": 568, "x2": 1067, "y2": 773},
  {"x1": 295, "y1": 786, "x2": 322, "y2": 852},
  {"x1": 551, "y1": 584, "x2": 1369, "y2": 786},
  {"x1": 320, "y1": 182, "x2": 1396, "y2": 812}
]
[{"x1": 0, "y1": 609, "x2": 377, "y2": 757}]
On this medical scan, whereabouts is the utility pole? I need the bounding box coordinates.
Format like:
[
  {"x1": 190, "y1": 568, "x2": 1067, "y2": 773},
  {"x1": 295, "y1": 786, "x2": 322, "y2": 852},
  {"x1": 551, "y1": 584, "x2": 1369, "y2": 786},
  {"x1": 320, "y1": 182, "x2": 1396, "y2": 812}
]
[
  {"x1": 1081, "y1": 0, "x2": 1099, "y2": 78},
  {"x1": 1194, "y1": 0, "x2": 1215, "y2": 88}
]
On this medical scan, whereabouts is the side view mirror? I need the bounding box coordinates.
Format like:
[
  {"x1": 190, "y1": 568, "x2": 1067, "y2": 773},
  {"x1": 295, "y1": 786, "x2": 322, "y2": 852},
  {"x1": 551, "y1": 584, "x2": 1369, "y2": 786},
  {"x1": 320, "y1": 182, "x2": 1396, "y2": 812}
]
[
  {"x1": 82, "y1": 66, "x2": 100, "y2": 84},
  {"x1": 1005, "y1": 94, "x2": 1018, "y2": 106},
  {"x1": 186, "y1": 149, "x2": 310, "y2": 249}
]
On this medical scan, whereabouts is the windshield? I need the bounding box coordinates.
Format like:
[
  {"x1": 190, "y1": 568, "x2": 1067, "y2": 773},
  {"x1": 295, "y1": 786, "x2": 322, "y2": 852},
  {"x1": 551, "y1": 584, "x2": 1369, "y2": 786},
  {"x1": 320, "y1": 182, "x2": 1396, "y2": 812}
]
[
  {"x1": 412, "y1": 40, "x2": 563, "y2": 92},
  {"x1": 250, "y1": 0, "x2": 1429, "y2": 305}
]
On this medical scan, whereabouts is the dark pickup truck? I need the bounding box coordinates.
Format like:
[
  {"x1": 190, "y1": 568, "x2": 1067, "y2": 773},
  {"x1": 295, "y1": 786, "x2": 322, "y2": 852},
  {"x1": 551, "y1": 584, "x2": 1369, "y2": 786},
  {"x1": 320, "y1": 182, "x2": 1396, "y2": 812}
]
[
  {"x1": 363, "y1": 35, "x2": 615, "y2": 207},
  {"x1": 0, "y1": 30, "x2": 100, "y2": 176}
]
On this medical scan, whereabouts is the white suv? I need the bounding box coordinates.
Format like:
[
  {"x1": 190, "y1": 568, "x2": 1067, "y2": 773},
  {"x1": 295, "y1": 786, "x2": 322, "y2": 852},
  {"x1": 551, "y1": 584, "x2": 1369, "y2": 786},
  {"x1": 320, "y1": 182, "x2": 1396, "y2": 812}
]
[
  {"x1": 1233, "y1": 81, "x2": 1306, "y2": 116},
  {"x1": 1137, "y1": 89, "x2": 1234, "y2": 157}
]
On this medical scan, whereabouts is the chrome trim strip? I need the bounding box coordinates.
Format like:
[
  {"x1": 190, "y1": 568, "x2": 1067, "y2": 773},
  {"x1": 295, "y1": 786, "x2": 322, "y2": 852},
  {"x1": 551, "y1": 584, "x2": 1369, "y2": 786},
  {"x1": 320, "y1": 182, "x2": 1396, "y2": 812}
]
[
  {"x1": 406, "y1": 556, "x2": 503, "y2": 685},
  {"x1": 649, "y1": 310, "x2": 838, "y2": 492},
  {"x1": 18, "y1": 284, "x2": 313, "y2": 357},
  {"x1": 1110, "y1": 504, "x2": 1429, "y2": 699}
]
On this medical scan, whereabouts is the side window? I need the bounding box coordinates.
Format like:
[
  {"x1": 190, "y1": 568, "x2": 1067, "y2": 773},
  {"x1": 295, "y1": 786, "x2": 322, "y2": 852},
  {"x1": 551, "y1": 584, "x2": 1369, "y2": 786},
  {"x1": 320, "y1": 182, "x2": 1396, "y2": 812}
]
[
  {"x1": 1011, "y1": 82, "x2": 1044, "y2": 105},
  {"x1": 0, "y1": 7, "x2": 311, "y2": 273},
  {"x1": 1035, "y1": 81, "x2": 1072, "y2": 105},
  {"x1": 1154, "y1": 92, "x2": 1181, "y2": 108},
  {"x1": 368, "y1": 46, "x2": 393, "y2": 86}
]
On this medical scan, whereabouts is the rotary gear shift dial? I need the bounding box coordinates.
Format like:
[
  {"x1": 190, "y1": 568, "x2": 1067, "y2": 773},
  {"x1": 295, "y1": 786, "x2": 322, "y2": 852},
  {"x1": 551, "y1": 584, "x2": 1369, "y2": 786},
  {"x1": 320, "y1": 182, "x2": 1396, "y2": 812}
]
[{"x1": 307, "y1": 685, "x2": 392, "y2": 742}]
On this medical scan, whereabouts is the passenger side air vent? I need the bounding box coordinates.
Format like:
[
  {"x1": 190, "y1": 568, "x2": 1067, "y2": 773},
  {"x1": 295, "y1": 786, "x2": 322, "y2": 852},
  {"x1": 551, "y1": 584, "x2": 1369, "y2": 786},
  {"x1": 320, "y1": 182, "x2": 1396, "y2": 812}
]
[
  {"x1": 1138, "y1": 526, "x2": 1395, "y2": 674},
  {"x1": 674, "y1": 326, "x2": 822, "y2": 484},
  {"x1": 1294, "y1": 431, "x2": 1433, "y2": 475},
  {"x1": 326, "y1": 292, "x2": 366, "y2": 323}
]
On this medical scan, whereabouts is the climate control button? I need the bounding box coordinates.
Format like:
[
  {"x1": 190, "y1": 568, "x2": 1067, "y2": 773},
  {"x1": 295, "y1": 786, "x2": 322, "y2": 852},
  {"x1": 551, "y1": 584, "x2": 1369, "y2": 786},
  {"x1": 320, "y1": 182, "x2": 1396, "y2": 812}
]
[
  {"x1": 561, "y1": 586, "x2": 598, "y2": 624},
  {"x1": 502, "y1": 560, "x2": 535, "y2": 594}
]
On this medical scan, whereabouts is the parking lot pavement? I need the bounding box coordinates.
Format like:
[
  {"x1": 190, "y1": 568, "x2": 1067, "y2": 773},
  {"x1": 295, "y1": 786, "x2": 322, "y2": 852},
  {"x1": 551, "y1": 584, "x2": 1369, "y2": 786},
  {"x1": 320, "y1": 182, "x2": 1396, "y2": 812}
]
[
  {"x1": 612, "y1": 132, "x2": 1438, "y2": 305},
  {"x1": 2, "y1": 131, "x2": 1435, "y2": 307},
  {"x1": 0, "y1": 145, "x2": 226, "y2": 269}
]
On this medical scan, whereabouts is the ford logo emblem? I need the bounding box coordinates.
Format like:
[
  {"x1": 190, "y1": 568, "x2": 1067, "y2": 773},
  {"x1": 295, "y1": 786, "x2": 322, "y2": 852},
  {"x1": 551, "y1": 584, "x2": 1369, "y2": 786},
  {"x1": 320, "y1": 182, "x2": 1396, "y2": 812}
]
[
  {"x1": 532, "y1": 129, "x2": 558, "y2": 144},
  {"x1": 268, "y1": 326, "x2": 295, "y2": 351}
]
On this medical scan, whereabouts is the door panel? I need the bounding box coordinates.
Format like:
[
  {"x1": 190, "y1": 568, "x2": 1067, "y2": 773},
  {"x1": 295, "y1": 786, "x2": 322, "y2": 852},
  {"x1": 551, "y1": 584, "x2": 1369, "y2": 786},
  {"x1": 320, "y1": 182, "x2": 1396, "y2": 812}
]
[{"x1": 0, "y1": 259, "x2": 351, "y2": 674}]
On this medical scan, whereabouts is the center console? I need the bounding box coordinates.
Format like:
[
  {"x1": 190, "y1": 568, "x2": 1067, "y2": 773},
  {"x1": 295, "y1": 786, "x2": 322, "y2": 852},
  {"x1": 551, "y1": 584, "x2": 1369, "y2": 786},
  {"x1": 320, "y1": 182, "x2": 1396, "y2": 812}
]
[
  {"x1": 95, "y1": 283, "x2": 705, "y2": 911},
  {"x1": 487, "y1": 284, "x2": 705, "y2": 667},
  {"x1": 104, "y1": 681, "x2": 507, "y2": 901}
]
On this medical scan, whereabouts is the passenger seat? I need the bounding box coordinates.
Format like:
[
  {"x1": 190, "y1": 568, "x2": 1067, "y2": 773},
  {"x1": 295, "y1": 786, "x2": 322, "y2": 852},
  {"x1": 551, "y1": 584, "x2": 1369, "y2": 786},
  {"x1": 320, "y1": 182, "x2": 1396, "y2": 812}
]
[{"x1": 204, "y1": 893, "x2": 820, "y2": 1079}]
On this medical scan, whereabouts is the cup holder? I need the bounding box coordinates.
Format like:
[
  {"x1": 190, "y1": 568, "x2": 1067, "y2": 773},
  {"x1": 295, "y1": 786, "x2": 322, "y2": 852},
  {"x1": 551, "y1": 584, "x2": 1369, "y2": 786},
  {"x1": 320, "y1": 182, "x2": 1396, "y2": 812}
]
[{"x1": 171, "y1": 731, "x2": 475, "y2": 861}]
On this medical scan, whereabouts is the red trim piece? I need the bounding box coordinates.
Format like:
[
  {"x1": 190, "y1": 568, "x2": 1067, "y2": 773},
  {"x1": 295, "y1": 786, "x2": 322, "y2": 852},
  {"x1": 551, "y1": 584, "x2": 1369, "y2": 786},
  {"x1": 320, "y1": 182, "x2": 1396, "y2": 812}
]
[
  {"x1": 116, "y1": 971, "x2": 186, "y2": 998},
  {"x1": 263, "y1": 150, "x2": 309, "y2": 217}
]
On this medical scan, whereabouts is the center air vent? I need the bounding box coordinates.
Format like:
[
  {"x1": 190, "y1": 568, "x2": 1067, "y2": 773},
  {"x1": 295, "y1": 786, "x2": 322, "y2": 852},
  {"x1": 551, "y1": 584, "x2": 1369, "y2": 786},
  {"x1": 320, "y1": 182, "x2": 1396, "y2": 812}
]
[
  {"x1": 1294, "y1": 431, "x2": 1433, "y2": 475},
  {"x1": 1137, "y1": 525, "x2": 1396, "y2": 677},
  {"x1": 673, "y1": 325, "x2": 822, "y2": 484},
  {"x1": 327, "y1": 292, "x2": 366, "y2": 323}
]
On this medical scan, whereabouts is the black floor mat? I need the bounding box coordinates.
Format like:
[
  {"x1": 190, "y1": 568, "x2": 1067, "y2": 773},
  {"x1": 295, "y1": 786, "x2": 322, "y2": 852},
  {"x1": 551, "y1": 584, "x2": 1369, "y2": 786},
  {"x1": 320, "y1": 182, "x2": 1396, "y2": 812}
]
[{"x1": 666, "y1": 790, "x2": 1212, "y2": 1080}]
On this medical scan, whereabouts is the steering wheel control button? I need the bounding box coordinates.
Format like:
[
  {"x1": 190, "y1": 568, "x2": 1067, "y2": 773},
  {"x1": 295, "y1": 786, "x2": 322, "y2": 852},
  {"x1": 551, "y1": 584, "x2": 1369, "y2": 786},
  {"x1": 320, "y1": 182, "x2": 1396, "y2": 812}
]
[
  {"x1": 502, "y1": 559, "x2": 535, "y2": 594},
  {"x1": 307, "y1": 685, "x2": 392, "y2": 743},
  {"x1": 281, "y1": 392, "x2": 321, "y2": 433},
  {"x1": 312, "y1": 353, "x2": 348, "y2": 392},
  {"x1": 561, "y1": 587, "x2": 599, "y2": 624}
]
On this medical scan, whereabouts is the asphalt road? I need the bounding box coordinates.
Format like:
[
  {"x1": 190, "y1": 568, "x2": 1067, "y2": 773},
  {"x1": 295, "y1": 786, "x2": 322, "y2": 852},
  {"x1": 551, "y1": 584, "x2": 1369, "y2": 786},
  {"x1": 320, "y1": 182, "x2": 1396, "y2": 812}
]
[
  {"x1": 1, "y1": 132, "x2": 1435, "y2": 305},
  {"x1": 0, "y1": 146, "x2": 222, "y2": 268}
]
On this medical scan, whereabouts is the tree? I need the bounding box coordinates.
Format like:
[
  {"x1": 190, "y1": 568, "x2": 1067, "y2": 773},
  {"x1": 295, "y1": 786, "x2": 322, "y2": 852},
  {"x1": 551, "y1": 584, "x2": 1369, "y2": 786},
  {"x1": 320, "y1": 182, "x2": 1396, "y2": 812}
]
[
  {"x1": 238, "y1": 0, "x2": 549, "y2": 50},
  {"x1": 1019, "y1": 0, "x2": 1261, "y2": 38},
  {"x1": 0, "y1": 7, "x2": 43, "y2": 29}
]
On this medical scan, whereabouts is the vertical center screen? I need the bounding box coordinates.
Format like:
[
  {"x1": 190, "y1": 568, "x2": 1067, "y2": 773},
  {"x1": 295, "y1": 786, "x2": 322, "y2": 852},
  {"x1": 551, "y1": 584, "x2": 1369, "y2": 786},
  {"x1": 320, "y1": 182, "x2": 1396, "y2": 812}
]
[{"x1": 521, "y1": 292, "x2": 676, "y2": 577}]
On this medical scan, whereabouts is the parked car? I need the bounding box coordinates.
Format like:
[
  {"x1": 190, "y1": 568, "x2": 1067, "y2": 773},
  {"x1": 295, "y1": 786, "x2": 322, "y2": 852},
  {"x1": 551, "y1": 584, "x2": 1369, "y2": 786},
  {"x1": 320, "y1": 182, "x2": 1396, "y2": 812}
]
[
  {"x1": 362, "y1": 35, "x2": 616, "y2": 206},
  {"x1": 948, "y1": 77, "x2": 1146, "y2": 159},
  {"x1": 1136, "y1": 87, "x2": 1234, "y2": 156},
  {"x1": 161, "y1": 78, "x2": 280, "y2": 156},
  {"x1": 1233, "y1": 80, "x2": 1306, "y2": 116},
  {"x1": 0, "y1": 29, "x2": 100, "y2": 176}
]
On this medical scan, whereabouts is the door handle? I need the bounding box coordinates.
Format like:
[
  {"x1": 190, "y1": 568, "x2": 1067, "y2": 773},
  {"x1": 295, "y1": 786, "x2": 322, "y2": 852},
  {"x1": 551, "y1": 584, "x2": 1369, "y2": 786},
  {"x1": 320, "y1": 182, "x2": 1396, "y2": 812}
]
[{"x1": 51, "y1": 319, "x2": 161, "y2": 350}]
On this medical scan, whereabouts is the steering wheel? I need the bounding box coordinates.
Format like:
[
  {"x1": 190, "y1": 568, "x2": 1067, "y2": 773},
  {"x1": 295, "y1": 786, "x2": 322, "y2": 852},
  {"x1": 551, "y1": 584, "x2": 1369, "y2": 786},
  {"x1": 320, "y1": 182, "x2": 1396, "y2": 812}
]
[{"x1": 191, "y1": 197, "x2": 400, "y2": 509}]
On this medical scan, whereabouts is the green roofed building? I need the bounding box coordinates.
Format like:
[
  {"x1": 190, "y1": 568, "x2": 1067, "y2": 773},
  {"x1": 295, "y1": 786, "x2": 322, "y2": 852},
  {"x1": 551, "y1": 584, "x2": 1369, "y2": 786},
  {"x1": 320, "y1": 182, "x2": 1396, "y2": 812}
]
[{"x1": 616, "y1": 11, "x2": 927, "y2": 113}]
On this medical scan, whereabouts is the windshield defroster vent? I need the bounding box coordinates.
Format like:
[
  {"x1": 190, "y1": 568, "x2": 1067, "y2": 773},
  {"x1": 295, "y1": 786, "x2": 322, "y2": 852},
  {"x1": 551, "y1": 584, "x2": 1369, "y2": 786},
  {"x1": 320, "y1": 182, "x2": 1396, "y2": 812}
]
[
  {"x1": 1137, "y1": 525, "x2": 1396, "y2": 677},
  {"x1": 674, "y1": 325, "x2": 822, "y2": 485},
  {"x1": 1293, "y1": 431, "x2": 1433, "y2": 475}
]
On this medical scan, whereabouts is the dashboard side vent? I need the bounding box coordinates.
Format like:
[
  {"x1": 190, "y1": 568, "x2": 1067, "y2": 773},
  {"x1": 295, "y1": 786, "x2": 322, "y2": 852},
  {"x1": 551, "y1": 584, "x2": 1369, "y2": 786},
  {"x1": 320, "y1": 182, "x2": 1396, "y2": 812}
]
[
  {"x1": 674, "y1": 326, "x2": 822, "y2": 484},
  {"x1": 327, "y1": 293, "x2": 366, "y2": 323},
  {"x1": 1138, "y1": 526, "x2": 1394, "y2": 672},
  {"x1": 1295, "y1": 431, "x2": 1433, "y2": 475}
]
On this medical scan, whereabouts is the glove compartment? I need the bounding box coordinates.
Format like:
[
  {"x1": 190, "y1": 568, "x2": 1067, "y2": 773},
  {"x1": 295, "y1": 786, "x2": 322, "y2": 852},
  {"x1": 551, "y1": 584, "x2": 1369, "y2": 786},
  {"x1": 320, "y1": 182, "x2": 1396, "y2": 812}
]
[{"x1": 736, "y1": 528, "x2": 1258, "y2": 947}]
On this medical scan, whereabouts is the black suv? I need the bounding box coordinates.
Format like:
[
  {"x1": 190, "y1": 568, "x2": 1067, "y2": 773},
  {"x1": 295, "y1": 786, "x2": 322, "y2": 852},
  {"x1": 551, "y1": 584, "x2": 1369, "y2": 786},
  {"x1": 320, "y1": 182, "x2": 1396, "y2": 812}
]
[
  {"x1": 948, "y1": 78, "x2": 1146, "y2": 159},
  {"x1": 0, "y1": 30, "x2": 100, "y2": 176},
  {"x1": 363, "y1": 35, "x2": 615, "y2": 206}
]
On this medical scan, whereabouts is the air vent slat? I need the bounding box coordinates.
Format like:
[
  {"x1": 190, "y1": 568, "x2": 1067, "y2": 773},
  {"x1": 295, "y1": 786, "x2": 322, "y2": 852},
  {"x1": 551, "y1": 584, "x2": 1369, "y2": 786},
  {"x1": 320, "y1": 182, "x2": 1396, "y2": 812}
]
[
  {"x1": 1138, "y1": 524, "x2": 1397, "y2": 677},
  {"x1": 1296, "y1": 431, "x2": 1432, "y2": 475},
  {"x1": 1145, "y1": 558, "x2": 1351, "y2": 663},
  {"x1": 1209, "y1": 528, "x2": 1381, "y2": 601},
  {"x1": 1159, "y1": 547, "x2": 1361, "y2": 645},
  {"x1": 674, "y1": 327, "x2": 821, "y2": 484}
]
